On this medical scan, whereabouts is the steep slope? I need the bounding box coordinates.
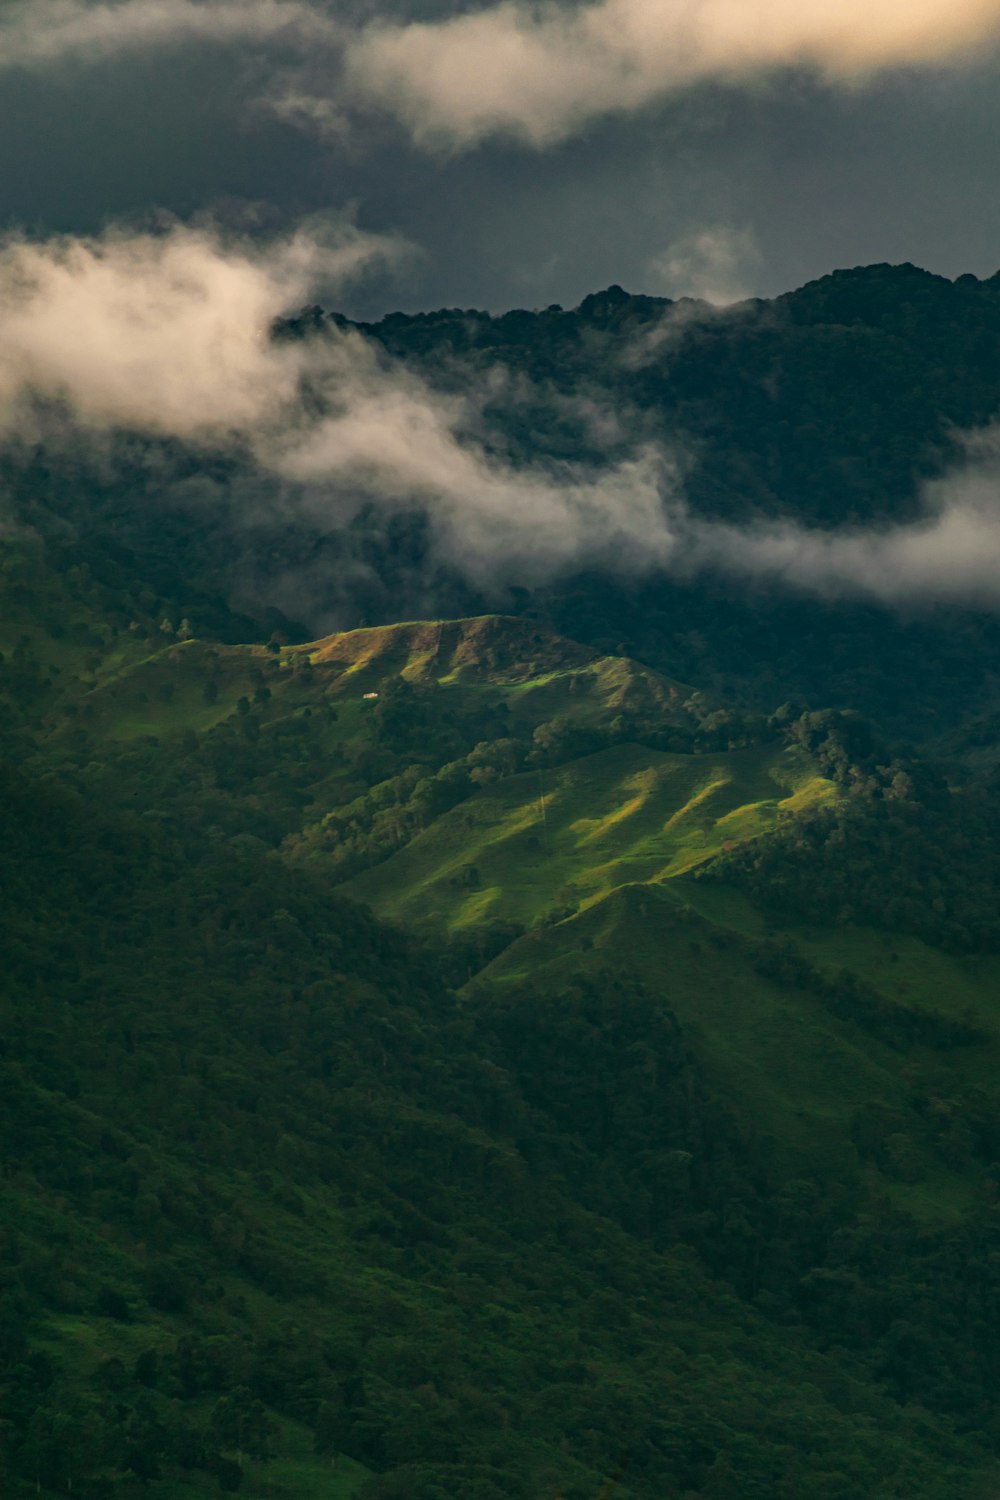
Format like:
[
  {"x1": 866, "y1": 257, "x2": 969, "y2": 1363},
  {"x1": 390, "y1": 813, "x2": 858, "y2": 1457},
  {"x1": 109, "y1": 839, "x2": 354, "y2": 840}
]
[
  {"x1": 9, "y1": 536, "x2": 1000, "y2": 1497},
  {"x1": 9, "y1": 765, "x2": 1000, "y2": 1499},
  {"x1": 19, "y1": 607, "x2": 833, "y2": 933},
  {"x1": 20, "y1": 600, "x2": 985, "y2": 1206},
  {"x1": 476, "y1": 881, "x2": 1000, "y2": 1201},
  {"x1": 341, "y1": 740, "x2": 830, "y2": 932}
]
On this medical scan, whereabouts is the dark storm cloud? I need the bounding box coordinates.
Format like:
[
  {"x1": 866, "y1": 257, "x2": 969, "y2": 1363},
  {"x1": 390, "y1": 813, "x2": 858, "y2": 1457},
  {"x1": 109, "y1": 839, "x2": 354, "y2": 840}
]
[{"x1": 8, "y1": 1, "x2": 1000, "y2": 609}]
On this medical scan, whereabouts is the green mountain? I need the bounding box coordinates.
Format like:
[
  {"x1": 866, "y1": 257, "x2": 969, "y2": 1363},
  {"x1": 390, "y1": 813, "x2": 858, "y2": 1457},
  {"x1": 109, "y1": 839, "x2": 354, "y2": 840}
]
[
  {"x1": 8, "y1": 265, "x2": 1000, "y2": 1498},
  {"x1": 14, "y1": 259, "x2": 1000, "y2": 739},
  {"x1": 288, "y1": 262, "x2": 1000, "y2": 738}
]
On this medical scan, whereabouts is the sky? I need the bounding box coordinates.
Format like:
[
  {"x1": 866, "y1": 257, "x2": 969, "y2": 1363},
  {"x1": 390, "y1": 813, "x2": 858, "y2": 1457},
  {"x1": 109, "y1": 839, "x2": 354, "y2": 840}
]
[
  {"x1": 7, "y1": 0, "x2": 1000, "y2": 616},
  {"x1": 2, "y1": 0, "x2": 1000, "y2": 319}
]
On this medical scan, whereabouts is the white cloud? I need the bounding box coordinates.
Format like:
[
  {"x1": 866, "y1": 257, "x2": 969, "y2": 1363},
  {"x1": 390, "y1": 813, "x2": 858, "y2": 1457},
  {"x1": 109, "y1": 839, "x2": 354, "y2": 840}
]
[
  {"x1": 693, "y1": 449, "x2": 1000, "y2": 607},
  {"x1": 344, "y1": 0, "x2": 1000, "y2": 149},
  {"x1": 0, "y1": 221, "x2": 681, "y2": 579},
  {"x1": 0, "y1": 220, "x2": 396, "y2": 439}
]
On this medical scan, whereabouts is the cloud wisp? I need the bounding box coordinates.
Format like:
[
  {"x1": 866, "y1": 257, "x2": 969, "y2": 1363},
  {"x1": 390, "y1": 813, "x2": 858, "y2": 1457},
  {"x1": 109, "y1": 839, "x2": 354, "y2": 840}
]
[
  {"x1": 693, "y1": 454, "x2": 1000, "y2": 610},
  {"x1": 277, "y1": 378, "x2": 674, "y2": 580},
  {"x1": 344, "y1": 0, "x2": 1000, "y2": 149},
  {"x1": 0, "y1": 0, "x2": 336, "y2": 70},
  {"x1": 646, "y1": 226, "x2": 762, "y2": 306}
]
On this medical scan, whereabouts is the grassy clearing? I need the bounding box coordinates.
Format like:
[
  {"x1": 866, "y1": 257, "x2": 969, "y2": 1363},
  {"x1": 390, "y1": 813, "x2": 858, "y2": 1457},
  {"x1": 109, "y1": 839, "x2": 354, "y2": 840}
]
[
  {"x1": 473, "y1": 881, "x2": 1000, "y2": 1214},
  {"x1": 676, "y1": 875, "x2": 1000, "y2": 1044},
  {"x1": 343, "y1": 743, "x2": 833, "y2": 931},
  {"x1": 238, "y1": 1425, "x2": 368, "y2": 1500},
  {"x1": 37, "y1": 603, "x2": 989, "y2": 1218},
  {"x1": 477, "y1": 887, "x2": 892, "y2": 1159}
]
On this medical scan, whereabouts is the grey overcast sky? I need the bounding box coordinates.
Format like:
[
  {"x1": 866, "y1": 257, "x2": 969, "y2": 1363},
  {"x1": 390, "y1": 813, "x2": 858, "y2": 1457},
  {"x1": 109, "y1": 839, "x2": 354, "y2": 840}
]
[{"x1": 2, "y1": 0, "x2": 1000, "y2": 317}]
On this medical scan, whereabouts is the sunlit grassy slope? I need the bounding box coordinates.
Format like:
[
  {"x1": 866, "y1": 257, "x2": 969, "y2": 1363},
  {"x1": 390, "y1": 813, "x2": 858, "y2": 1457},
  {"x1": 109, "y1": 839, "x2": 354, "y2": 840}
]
[
  {"x1": 44, "y1": 612, "x2": 819, "y2": 919},
  {"x1": 37, "y1": 604, "x2": 1000, "y2": 1222},
  {"x1": 342, "y1": 742, "x2": 833, "y2": 930},
  {"x1": 303, "y1": 620, "x2": 832, "y2": 933},
  {"x1": 49, "y1": 612, "x2": 690, "y2": 741}
]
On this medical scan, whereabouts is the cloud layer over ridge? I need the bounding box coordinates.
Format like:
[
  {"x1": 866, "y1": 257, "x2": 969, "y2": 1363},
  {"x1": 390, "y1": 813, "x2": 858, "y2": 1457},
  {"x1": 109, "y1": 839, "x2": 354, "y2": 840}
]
[
  {"x1": 7, "y1": 220, "x2": 1000, "y2": 609},
  {"x1": 0, "y1": 222, "x2": 677, "y2": 580}
]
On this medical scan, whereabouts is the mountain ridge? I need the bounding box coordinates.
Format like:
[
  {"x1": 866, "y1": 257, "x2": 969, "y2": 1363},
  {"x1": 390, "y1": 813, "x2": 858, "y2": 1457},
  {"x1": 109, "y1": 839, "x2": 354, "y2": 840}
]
[{"x1": 9, "y1": 262, "x2": 1000, "y2": 1495}]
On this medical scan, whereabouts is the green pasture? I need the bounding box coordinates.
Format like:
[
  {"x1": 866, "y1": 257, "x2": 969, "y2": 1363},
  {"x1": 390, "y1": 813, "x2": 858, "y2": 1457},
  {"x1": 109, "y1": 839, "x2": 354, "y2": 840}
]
[
  {"x1": 342, "y1": 742, "x2": 834, "y2": 931},
  {"x1": 475, "y1": 881, "x2": 1000, "y2": 1215}
]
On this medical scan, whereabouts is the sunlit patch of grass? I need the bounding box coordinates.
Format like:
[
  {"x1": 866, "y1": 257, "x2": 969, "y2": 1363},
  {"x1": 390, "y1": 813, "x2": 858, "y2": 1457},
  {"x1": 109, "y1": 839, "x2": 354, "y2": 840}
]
[{"x1": 344, "y1": 743, "x2": 834, "y2": 935}]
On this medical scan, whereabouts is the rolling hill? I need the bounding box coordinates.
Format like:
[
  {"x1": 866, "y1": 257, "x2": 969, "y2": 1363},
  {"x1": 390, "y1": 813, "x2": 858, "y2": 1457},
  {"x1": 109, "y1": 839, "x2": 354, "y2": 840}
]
[
  {"x1": 10, "y1": 263, "x2": 1000, "y2": 1497},
  {"x1": 340, "y1": 740, "x2": 832, "y2": 932},
  {"x1": 11, "y1": 580, "x2": 997, "y2": 1219}
]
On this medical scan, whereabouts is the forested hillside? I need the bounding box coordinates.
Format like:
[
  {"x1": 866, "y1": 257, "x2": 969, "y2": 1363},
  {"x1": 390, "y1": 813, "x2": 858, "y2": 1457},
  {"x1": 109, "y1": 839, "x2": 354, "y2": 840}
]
[
  {"x1": 339, "y1": 262, "x2": 1000, "y2": 739},
  {"x1": 7, "y1": 263, "x2": 1000, "y2": 1496},
  {"x1": 13, "y1": 261, "x2": 1000, "y2": 738}
]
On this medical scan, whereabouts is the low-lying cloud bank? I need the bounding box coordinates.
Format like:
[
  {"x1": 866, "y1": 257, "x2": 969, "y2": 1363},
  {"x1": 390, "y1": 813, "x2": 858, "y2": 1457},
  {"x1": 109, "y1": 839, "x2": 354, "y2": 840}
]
[
  {"x1": 6, "y1": 220, "x2": 1000, "y2": 610},
  {"x1": 344, "y1": 0, "x2": 1000, "y2": 149},
  {"x1": 694, "y1": 458, "x2": 1000, "y2": 609},
  {"x1": 0, "y1": 221, "x2": 677, "y2": 581}
]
